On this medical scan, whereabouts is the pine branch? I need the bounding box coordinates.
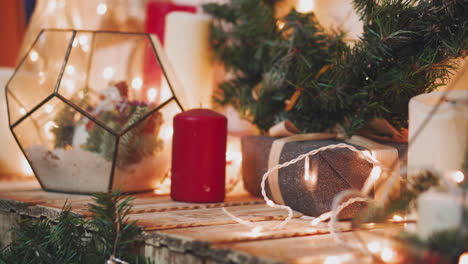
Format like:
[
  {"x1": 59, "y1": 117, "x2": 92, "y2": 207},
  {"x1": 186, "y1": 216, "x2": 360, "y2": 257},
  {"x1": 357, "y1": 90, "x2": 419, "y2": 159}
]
[
  {"x1": 205, "y1": 0, "x2": 468, "y2": 135},
  {"x1": 0, "y1": 192, "x2": 153, "y2": 264}
]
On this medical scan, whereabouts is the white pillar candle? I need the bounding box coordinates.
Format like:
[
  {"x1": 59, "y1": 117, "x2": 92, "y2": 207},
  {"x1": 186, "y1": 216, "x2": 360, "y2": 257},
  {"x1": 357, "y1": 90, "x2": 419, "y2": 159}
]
[
  {"x1": 408, "y1": 90, "x2": 468, "y2": 175},
  {"x1": 164, "y1": 12, "x2": 214, "y2": 109},
  {"x1": 417, "y1": 190, "x2": 463, "y2": 240},
  {"x1": 0, "y1": 68, "x2": 33, "y2": 178}
]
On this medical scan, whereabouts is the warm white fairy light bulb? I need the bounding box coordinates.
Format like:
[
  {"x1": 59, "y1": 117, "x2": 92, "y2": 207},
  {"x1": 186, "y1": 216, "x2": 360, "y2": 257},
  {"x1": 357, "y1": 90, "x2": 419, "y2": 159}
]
[
  {"x1": 38, "y1": 71, "x2": 46, "y2": 85},
  {"x1": 65, "y1": 65, "x2": 75, "y2": 75},
  {"x1": 64, "y1": 79, "x2": 76, "y2": 94},
  {"x1": 459, "y1": 253, "x2": 468, "y2": 264},
  {"x1": 323, "y1": 256, "x2": 340, "y2": 264},
  {"x1": 392, "y1": 214, "x2": 403, "y2": 222},
  {"x1": 296, "y1": 0, "x2": 315, "y2": 13},
  {"x1": 44, "y1": 104, "x2": 54, "y2": 114},
  {"x1": 381, "y1": 246, "x2": 396, "y2": 262},
  {"x1": 304, "y1": 155, "x2": 310, "y2": 181},
  {"x1": 276, "y1": 21, "x2": 285, "y2": 30},
  {"x1": 131, "y1": 77, "x2": 143, "y2": 90},
  {"x1": 452, "y1": 171, "x2": 465, "y2": 183},
  {"x1": 367, "y1": 241, "x2": 382, "y2": 254},
  {"x1": 102, "y1": 67, "x2": 115, "y2": 80},
  {"x1": 147, "y1": 88, "x2": 158, "y2": 101},
  {"x1": 44, "y1": 121, "x2": 58, "y2": 140},
  {"x1": 19, "y1": 108, "x2": 27, "y2": 115},
  {"x1": 29, "y1": 50, "x2": 39, "y2": 62},
  {"x1": 96, "y1": 3, "x2": 107, "y2": 15},
  {"x1": 79, "y1": 35, "x2": 89, "y2": 46}
]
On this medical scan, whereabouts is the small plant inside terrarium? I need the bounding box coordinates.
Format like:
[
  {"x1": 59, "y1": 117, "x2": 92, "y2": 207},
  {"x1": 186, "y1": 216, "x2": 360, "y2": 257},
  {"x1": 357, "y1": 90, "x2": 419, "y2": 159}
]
[
  {"x1": 7, "y1": 30, "x2": 183, "y2": 193},
  {"x1": 52, "y1": 81, "x2": 164, "y2": 168}
]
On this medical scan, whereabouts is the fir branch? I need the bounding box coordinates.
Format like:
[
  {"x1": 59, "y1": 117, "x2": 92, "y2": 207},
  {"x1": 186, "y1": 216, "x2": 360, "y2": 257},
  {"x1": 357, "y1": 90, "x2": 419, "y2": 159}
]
[
  {"x1": 206, "y1": 0, "x2": 468, "y2": 134},
  {"x1": 0, "y1": 192, "x2": 153, "y2": 264},
  {"x1": 355, "y1": 171, "x2": 440, "y2": 224}
]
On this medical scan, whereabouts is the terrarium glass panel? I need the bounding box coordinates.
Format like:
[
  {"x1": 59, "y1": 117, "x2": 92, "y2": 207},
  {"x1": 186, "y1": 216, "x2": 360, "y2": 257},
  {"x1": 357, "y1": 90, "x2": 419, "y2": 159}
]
[
  {"x1": 112, "y1": 101, "x2": 181, "y2": 192},
  {"x1": 7, "y1": 30, "x2": 74, "y2": 126},
  {"x1": 58, "y1": 32, "x2": 172, "y2": 133},
  {"x1": 6, "y1": 29, "x2": 184, "y2": 193},
  {"x1": 12, "y1": 97, "x2": 115, "y2": 193}
]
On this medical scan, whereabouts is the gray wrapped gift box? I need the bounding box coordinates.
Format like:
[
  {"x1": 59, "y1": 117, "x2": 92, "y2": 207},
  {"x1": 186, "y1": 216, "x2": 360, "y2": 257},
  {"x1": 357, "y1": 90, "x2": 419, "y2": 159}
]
[{"x1": 241, "y1": 136, "x2": 407, "y2": 217}]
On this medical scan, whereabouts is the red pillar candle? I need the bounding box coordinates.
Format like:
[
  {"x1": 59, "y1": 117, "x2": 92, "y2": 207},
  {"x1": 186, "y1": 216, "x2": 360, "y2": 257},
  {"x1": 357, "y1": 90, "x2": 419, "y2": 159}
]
[{"x1": 171, "y1": 109, "x2": 227, "y2": 203}]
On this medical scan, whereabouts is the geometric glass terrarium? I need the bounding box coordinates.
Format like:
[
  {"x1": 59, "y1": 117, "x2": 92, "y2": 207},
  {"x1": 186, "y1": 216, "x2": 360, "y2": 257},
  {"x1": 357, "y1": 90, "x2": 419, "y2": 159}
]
[{"x1": 5, "y1": 29, "x2": 185, "y2": 193}]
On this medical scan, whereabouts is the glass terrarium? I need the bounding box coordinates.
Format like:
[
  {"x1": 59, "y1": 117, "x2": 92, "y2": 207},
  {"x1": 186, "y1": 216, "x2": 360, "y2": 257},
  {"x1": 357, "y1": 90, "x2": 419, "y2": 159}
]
[{"x1": 5, "y1": 29, "x2": 185, "y2": 193}]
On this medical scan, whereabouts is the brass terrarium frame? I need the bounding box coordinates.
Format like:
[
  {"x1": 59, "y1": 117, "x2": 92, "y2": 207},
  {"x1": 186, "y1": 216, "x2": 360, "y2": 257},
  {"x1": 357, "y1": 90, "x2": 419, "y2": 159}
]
[{"x1": 5, "y1": 29, "x2": 185, "y2": 193}]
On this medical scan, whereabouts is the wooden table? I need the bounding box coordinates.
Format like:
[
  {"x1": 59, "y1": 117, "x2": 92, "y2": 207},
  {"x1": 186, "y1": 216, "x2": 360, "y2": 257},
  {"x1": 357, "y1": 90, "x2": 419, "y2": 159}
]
[{"x1": 0, "y1": 180, "x2": 399, "y2": 263}]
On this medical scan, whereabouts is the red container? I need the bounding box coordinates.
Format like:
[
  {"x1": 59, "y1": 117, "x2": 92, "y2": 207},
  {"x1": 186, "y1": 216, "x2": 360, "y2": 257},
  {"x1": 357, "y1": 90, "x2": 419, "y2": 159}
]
[{"x1": 171, "y1": 109, "x2": 227, "y2": 203}]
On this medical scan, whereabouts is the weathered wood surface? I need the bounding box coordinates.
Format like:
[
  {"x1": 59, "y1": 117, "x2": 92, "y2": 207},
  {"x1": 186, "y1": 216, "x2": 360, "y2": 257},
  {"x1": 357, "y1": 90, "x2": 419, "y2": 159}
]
[
  {"x1": 133, "y1": 204, "x2": 303, "y2": 231},
  {"x1": 0, "y1": 180, "x2": 399, "y2": 264}
]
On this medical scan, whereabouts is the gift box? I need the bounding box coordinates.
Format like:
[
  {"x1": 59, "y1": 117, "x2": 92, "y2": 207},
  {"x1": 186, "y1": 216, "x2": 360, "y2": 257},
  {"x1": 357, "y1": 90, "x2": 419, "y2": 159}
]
[{"x1": 242, "y1": 135, "x2": 407, "y2": 217}]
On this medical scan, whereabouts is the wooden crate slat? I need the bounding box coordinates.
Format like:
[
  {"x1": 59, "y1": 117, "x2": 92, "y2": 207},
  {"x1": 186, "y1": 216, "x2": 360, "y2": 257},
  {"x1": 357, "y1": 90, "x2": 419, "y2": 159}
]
[
  {"x1": 158, "y1": 219, "x2": 351, "y2": 244},
  {"x1": 132, "y1": 204, "x2": 303, "y2": 231},
  {"x1": 222, "y1": 228, "x2": 402, "y2": 264}
]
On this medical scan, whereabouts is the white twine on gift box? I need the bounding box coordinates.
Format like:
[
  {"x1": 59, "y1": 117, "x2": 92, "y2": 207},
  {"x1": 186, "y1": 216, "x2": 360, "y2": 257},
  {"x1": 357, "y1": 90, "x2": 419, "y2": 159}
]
[{"x1": 222, "y1": 142, "x2": 384, "y2": 233}]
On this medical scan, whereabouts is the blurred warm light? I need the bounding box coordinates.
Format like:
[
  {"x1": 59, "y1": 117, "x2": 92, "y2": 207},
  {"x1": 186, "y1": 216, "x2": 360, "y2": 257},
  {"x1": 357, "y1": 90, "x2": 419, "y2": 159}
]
[
  {"x1": 38, "y1": 72, "x2": 46, "y2": 85},
  {"x1": 459, "y1": 252, "x2": 468, "y2": 264},
  {"x1": 452, "y1": 171, "x2": 465, "y2": 183},
  {"x1": 29, "y1": 50, "x2": 39, "y2": 62},
  {"x1": 226, "y1": 137, "x2": 242, "y2": 190},
  {"x1": 82, "y1": 44, "x2": 90, "y2": 53},
  {"x1": 79, "y1": 35, "x2": 91, "y2": 52},
  {"x1": 160, "y1": 125, "x2": 173, "y2": 141},
  {"x1": 392, "y1": 215, "x2": 403, "y2": 222},
  {"x1": 296, "y1": 0, "x2": 315, "y2": 13},
  {"x1": 65, "y1": 65, "x2": 75, "y2": 75},
  {"x1": 226, "y1": 138, "x2": 242, "y2": 163},
  {"x1": 64, "y1": 79, "x2": 76, "y2": 94},
  {"x1": 46, "y1": 0, "x2": 57, "y2": 11},
  {"x1": 247, "y1": 226, "x2": 263, "y2": 238},
  {"x1": 276, "y1": 21, "x2": 285, "y2": 30},
  {"x1": 160, "y1": 81, "x2": 173, "y2": 101},
  {"x1": 19, "y1": 108, "x2": 27, "y2": 115},
  {"x1": 72, "y1": 38, "x2": 78, "y2": 47},
  {"x1": 147, "y1": 88, "x2": 158, "y2": 101},
  {"x1": 370, "y1": 166, "x2": 382, "y2": 180},
  {"x1": 102, "y1": 67, "x2": 115, "y2": 80},
  {"x1": 153, "y1": 176, "x2": 171, "y2": 195},
  {"x1": 323, "y1": 254, "x2": 352, "y2": 264},
  {"x1": 96, "y1": 3, "x2": 108, "y2": 15},
  {"x1": 304, "y1": 160, "x2": 318, "y2": 190},
  {"x1": 381, "y1": 246, "x2": 396, "y2": 262},
  {"x1": 367, "y1": 241, "x2": 382, "y2": 254},
  {"x1": 78, "y1": 35, "x2": 89, "y2": 46},
  {"x1": 226, "y1": 150, "x2": 242, "y2": 163},
  {"x1": 44, "y1": 104, "x2": 54, "y2": 114},
  {"x1": 131, "y1": 77, "x2": 143, "y2": 90},
  {"x1": 21, "y1": 158, "x2": 33, "y2": 176},
  {"x1": 44, "y1": 121, "x2": 58, "y2": 140},
  {"x1": 323, "y1": 256, "x2": 340, "y2": 264}
]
